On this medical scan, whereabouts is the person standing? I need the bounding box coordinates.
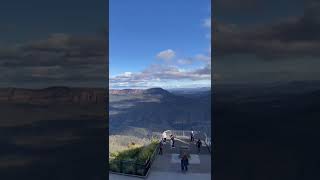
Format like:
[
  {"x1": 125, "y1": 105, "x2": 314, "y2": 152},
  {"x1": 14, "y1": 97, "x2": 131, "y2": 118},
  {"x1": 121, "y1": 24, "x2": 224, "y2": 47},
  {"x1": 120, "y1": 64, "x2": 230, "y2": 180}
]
[
  {"x1": 190, "y1": 131, "x2": 194, "y2": 142},
  {"x1": 171, "y1": 135, "x2": 175, "y2": 148},
  {"x1": 180, "y1": 154, "x2": 184, "y2": 172},
  {"x1": 162, "y1": 132, "x2": 166, "y2": 143},
  {"x1": 159, "y1": 140, "x2": 163, "y2": 155},
  {"x1": 181, "y1": 153, "x2": 189, "y2": 172},
  {"x1": 184, "y1": 154, "x2": 189, "y2": 171},
  {"x1": 196, "y1": 139, "x2": 202, "y2": 153}
]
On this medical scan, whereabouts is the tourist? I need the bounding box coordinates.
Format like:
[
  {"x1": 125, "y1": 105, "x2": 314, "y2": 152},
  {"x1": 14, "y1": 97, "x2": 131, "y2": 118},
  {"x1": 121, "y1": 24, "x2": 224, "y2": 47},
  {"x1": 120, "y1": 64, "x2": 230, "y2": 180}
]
[
  {"x1": 181, "y1": 153, "x2": 189, "y2": 172},
  {"x1": 159, "y1": 140, "x2": 163, "y2": 155},
  {"x1": 196, "y1": 139, "x2": 202, "y2": 153},
  {"x1": 190, "y1": 131, "x2": 194, "y2": 142},
  {"x1": 162, "y1": 132, "x2": 166, "y2": 143},
  {"x1": 171, "y1": 135, "x2": 175, "y2": 148}
]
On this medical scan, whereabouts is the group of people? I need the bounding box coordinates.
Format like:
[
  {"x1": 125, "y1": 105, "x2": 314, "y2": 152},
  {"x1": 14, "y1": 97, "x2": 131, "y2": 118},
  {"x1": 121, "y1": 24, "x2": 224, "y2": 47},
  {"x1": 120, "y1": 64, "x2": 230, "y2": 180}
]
[
  {"x1": 191, "y1": 131, "x2": 202, "y2": 153},
  {"x1": 158, "y1": 131, "x2": 203, "y2": 173},
  {"x1": 159, "y1": 132, "x2": 176, "y2": 155}
]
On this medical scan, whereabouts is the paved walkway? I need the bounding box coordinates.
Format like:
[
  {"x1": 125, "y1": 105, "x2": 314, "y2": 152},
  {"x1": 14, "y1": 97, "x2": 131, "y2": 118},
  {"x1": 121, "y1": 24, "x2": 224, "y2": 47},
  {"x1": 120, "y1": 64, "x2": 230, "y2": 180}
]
[
  {"x1": 152, "y1": 137, "x2": 211, "y2": 173},
  {"x1": 109, "y1": 172, "x2": 211, "y2": 180},
  {"x1": 109, "y1": 136, "x2": 211, "y2": 180}
]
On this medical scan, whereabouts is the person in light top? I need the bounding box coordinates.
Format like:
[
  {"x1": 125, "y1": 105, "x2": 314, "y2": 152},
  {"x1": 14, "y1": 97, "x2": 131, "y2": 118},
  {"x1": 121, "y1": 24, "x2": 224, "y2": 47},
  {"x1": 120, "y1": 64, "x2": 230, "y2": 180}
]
[{"x1": 162, "y1": 132, "x2": 166, "y2": 143}]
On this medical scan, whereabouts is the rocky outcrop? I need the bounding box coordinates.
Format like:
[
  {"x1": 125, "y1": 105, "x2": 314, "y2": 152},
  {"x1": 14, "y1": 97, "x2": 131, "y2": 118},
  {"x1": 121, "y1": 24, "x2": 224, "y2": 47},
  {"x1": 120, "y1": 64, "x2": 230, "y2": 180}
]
[{"x1": 0, "y1": 87, "x2": 107, "y2": 104}]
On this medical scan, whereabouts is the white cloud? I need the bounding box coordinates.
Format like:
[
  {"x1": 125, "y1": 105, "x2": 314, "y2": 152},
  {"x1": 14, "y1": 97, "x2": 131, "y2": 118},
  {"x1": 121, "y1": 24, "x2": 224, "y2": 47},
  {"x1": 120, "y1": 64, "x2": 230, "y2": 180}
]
[
  {"x1": 110, "y1": 46, "x2": 212, "y2": 88},
  {"x1": 110, "y1": 64, "x2": 211, "y2": 89},
  {"x1": 123, "y1": 72, "x2": 132, "y2": 77},
  {"x1": 156, "y1": 49, "x2": 176, "y2": 60}
]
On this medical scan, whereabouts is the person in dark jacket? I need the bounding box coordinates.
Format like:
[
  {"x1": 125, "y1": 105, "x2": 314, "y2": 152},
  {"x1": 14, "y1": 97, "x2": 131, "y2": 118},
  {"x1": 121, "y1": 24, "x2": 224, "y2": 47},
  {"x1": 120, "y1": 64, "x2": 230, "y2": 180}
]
[
  {"x1": 171, "y1": 135, "x2": 175, "y2": 148},
  {"x1": 159, "y1": 140, "x2": 163, "y2": 155},
  {"x1": 181, "y1": 153, "x2": 189, "y2": 172},
  {"x1": 196, "y1": 139, "x2": 202, "y2": 153}
]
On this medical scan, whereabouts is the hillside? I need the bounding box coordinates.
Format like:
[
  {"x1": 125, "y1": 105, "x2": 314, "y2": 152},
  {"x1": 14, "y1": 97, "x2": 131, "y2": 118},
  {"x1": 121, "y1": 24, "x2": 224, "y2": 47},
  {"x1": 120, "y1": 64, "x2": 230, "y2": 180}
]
[{"x1": 109, "y1": 87, "x2": 211, "y2": 134}]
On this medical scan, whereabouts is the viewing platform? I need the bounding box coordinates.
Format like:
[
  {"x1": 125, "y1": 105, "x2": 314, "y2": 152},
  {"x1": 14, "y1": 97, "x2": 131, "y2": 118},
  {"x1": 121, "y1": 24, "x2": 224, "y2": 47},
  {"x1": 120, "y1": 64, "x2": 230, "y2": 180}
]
[{"x1": 109, "y1": 130, "x2": 211, "y2": 180}]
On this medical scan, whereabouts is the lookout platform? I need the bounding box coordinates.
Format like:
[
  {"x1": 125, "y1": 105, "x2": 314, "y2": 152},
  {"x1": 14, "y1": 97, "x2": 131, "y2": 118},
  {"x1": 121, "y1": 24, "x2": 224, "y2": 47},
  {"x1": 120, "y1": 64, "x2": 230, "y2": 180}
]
[{"x1": 109, "y1": 130, "x2": 211, "y2": 180}]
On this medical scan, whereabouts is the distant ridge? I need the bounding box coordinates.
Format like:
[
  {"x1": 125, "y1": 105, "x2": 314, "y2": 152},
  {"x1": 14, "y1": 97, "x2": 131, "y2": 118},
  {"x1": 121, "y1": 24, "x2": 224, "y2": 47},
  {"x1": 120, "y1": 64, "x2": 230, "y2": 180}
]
[
  {"x1": 109, "y1": 87, "x2": 171, "y2": 96},
  {"x1": 0, "y1": 87, "x2": 106, "y2": 104},
  {"x1": 109, "y1": 87, "x2": 211, "y2": 133},
  {"x1": 143, "y1": 88, "x2": 171, "y2": 96}
]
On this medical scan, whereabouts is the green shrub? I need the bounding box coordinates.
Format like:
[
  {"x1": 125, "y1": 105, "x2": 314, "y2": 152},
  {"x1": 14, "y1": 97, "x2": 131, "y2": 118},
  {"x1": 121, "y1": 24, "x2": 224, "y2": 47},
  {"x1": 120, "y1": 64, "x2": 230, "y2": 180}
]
[
  {"x1": 136, "y1": 141, "x2": 158, "y2": 164},
  {"x1": 112, "y1": 147, "x2": 142, "y2": 161},
  {"x1": 109, "y1": 160, "x2": 120, "y2": 172},
  {"x1": 123, "y1": 164, "x2": 135, "y2": 174},
  {"x1": 109, "y1": 140, "x2": 159, "y2": 175}
]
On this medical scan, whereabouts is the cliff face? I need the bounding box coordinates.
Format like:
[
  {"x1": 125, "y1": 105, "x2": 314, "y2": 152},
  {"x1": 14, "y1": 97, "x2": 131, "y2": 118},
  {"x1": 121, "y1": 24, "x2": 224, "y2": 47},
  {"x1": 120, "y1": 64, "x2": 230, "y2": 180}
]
[{"x1": 0, "y1": 87, "x2": 107, "y2": 104}]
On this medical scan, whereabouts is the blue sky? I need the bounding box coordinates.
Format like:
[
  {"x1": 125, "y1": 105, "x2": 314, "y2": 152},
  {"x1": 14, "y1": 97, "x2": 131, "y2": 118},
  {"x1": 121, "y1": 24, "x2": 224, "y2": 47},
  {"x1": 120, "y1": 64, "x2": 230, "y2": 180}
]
[{"x1": 109, "y1": 0, "x2": 211, "y2": 89}]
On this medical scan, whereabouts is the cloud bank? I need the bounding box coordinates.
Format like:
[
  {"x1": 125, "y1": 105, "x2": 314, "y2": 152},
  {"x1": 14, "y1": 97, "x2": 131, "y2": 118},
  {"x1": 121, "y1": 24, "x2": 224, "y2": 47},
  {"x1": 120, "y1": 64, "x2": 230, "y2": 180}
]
[
  {"x1": 110, "y1": 64, "x2": 211, "y2": 89},
  {"x1": 0, "y1": 33, "x2": 107, "y2": 88},
  {"x1": 214, "y1": 3, "x2": 320, "y2": 59}
]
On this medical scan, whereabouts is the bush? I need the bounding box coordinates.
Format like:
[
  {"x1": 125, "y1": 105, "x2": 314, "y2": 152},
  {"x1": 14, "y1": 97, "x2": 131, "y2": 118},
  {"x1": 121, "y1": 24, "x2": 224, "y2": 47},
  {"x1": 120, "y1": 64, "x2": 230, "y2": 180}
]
[
  {"x1": 109, "y1": 160, "x2": 120, "y2": 172},
  {"x1": 123, "y1": 164, "x2": 135, "y2": 174},
  {"x1": 116, "y1": 147, "x2": 141, "y2": 161},
  {"x1": 109, "y1": 139, "x2": 159, "y2": 176},
  {"x1": 136, "y1": 141, "x2": 158, "y2": 164}
]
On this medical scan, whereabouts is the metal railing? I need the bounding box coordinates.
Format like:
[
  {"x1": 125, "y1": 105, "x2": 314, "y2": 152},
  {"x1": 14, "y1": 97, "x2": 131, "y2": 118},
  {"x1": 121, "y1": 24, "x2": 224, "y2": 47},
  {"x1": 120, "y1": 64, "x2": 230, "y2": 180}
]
[{"x1": 163, "y1": 129, "x2": 211, "y2": 152}]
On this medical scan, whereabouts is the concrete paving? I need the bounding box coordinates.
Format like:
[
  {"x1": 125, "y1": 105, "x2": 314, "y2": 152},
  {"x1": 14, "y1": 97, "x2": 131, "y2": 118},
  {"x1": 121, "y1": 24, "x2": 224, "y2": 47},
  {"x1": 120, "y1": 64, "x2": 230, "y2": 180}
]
[{"x1": 109, "y1": 172, "x2": 211, "y2": 180}]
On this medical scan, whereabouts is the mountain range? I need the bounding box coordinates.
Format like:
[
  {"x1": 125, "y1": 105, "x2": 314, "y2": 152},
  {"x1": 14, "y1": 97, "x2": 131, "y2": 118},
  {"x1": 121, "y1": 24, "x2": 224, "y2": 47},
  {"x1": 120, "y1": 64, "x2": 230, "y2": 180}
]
[
  {"x1": 109, "y1": 87, "x2": 211, "y2": 135},
  {"x1": 0, "y1": 87, "x2": 106, "y2": 104}
]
